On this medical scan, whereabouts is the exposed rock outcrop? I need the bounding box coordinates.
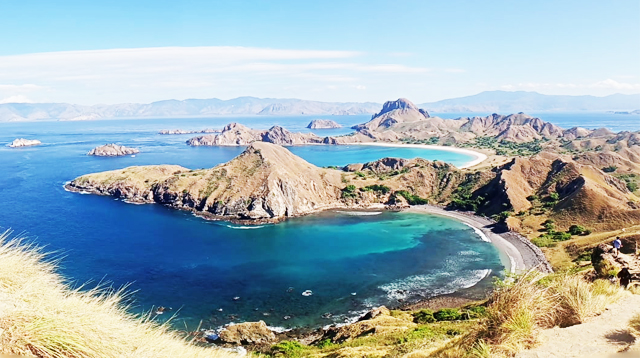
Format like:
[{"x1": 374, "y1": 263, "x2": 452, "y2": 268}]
[
  {"x1": 352, "y1": 98, "x2": 430, "y2": 132},
  {"x1": 306, "y1": 119, "x2": 342, "y2": 129},
  {"x1": 88, "y1": 144, "x2": 140, "y2": 157},
  {"x1": 217, "y1": 321, "x2": 276, "y2": 345},
  {"x1": 186, "y1": 123, "x2": 324, "y2": 146},
  {"x1": 322, "y1": 306, "x2": 415, "y2": 343},
  {"x1": 7, "y1": 138, "x2": 41, "y2": 148}
]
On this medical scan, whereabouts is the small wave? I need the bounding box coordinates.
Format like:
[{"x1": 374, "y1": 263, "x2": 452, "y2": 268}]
[
  {"x1": 123, "y1": 199, "x2": 145, "y2": 205},
  {"x1": 458, "y1": 250, "x2": 480, "y2": 256},
  {"x1": 225, "y1": 225, "x2": 265, "y2": 229},
  {"x1": 62, "y1": 182, "x2": 92, "y2": 195},
  {"x1": 323, "y1": 308, "x2": 371, "y2": 329},
  {"x1": 377, "y1": 268, "x2": 492, "y2": 301},
  {"x1": 336, "y1": 211, "x2": 383, "y2": 216},
  {"x1": 266, "y1": 326, "x2": 292, "y2": 333},
  {"x1": 463, "y1": 223, "x2": 491, "y2": 242}
]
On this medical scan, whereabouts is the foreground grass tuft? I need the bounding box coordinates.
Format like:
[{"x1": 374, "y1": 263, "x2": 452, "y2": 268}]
[{"x1": 0, "y1": 231, "x2": 236, "y2": 358}]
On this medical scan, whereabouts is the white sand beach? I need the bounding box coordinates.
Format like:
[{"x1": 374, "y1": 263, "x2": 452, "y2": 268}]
[{"x1": 354, "y1": 142, "x2": 488, "y2": 169}]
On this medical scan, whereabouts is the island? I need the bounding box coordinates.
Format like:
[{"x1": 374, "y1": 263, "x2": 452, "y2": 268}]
[
  {"x1": 186, "y1": 123, "x2": 327, "y2": 146},
  {"x1": 7, "y1": 138, "x2": 41, "y2": 148},
  {"x1": 87, "y1": 144, "x2": 140, "y2": 157},
  {"x1": 306, "y1": 119, "x2": 342, "y2": 129}
]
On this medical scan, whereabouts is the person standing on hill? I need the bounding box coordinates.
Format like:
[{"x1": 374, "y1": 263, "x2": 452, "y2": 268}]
[{"x1": 613, "y1": 237, "x2": 622, "y2": 258}]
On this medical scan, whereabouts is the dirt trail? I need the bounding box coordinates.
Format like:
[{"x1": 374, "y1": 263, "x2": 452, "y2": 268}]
[{"x1": 516, "y1": 293, "x2": 640, "y2": 358}]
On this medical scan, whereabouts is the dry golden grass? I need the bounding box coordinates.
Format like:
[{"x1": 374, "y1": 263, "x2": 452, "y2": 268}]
[
  {"x1": 630, "y1": 314, "x2": 640, "y2": 338},
  {"x1": 548, "y1": 274, "x2": 625, "y2": 326},
  {"x1": 430, "y1": 270, "x2": 626, "y2": 358},
  {"x1": 0, "y1": 231, "x2": 237, "y2": 358}
]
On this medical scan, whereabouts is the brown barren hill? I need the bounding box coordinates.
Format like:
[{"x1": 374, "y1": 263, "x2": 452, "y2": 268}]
[{"x1": 67, "y1": 142, "x2": 345, "y2": 222}]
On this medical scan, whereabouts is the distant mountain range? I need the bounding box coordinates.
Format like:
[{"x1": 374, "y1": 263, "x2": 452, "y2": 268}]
[
  {"x1": 0, "y1": 97, "x2": 381, "y2": 122},
  {"x1": 0, "y1": 91, "x2": 638, "y2": 122},
  {"x1": 419, "y1": 91, "x2": 640, "y2": 113}
]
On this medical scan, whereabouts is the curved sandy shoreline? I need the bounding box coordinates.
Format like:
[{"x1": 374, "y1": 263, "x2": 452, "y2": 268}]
[
  {"x1": 405, "y1": 205, "x2": 552, "y2": 273},
  {"x1": 354, "y1": 142, "x2": 488, "y2": 169}
]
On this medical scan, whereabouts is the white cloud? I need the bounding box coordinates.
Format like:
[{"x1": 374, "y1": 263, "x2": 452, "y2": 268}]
[
  {"x1": 588, "y1": 78, "x2": 640, "y2": 90},
  {"x1": 0, "y1": 95, "x2": 33, "y2": 104},
  {"x1": 0, "y1": 84, "x2": 43, "y2": 91},
  {"x1": 0, "y1": 46, "x2": 438, "y2": 103}
]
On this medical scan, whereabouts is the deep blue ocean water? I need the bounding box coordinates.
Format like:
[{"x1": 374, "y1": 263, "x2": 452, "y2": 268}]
[{"x1": 0, "y1": 112, "x2": 636, "y2": 330}]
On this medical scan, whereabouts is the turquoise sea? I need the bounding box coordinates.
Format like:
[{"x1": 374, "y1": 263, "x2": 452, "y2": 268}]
[{"x1": 1, "y1": 112, "x2": 636, "y2": 330}]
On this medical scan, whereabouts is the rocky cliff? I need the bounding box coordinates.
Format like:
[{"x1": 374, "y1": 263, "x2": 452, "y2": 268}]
[
  {"x1": 7, "y1": 138, "x2": 41, "y2": 148},
  {"x1": 87, "y1": 144, "x2": 140, "y2": 156},
  {"x1": 306, "y1": 119, "x2": 342, "y2": 129},
  {"x1": 352, "y1": 98, "x2": 430, "y2": 132}
]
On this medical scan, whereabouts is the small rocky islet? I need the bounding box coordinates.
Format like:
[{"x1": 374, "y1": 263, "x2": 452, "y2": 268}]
[
  {"x1": 87, "y1": 144, "x2": 140, "y2": 157},
  {"x1": 7, "y1": 138, "x2": 42, "y2": 148},
  {"x1": 306, "y1": 119, "x2": 342, "y2": 129}
]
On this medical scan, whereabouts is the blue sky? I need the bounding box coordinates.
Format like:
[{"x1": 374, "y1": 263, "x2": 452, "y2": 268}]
[{"x1": 0, "y1": 0, "x2": 638, "y2": 104}]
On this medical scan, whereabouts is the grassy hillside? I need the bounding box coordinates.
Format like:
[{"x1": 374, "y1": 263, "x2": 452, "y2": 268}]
[{"x1": 0, "y1": 231, "x2": 237, "y2": 358}]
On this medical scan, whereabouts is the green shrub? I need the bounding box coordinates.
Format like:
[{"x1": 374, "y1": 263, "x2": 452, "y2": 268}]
[
  {"x1": 341, "y1": 185, "x2": 357, "y2": 199},
  {"x1": 492, "y1": 211, "x2": 512, "y2": 222},
  {"x1": 413, "y1": 309, "x2": 436, "y2": 324},
  {"x1": 434, "y1": 308, "x2": 462, "y2": 321},
  {"x1": 526, "y1": 195, "x2": 539, "y2": 201},
  {"x1": 602, "y1": 165, "x2": 617, "y2": 173},
  {"x1": 628, "y1": 182, "x2": 638, "y2": 192},
  {"x1": 553, "y1": 232, "x2": 572, "y2": 241},
  {"x1": 396, "y1": 190, "x2": 429, "y2": 205},
  {"x1": 271, "y1": 341, "x2": 307, "y2": 358},
  {"x1": 363, "y1": 184, "x2": 390, "y2": 194},
  {"x1": 532, "y1": 236, "x2": 556, "y2": 247},
  {"x1": 543, "y1": 222, "x2": 555, "y2": 231},
  {"x1": 397, "y1": 326, "x2": 437, "y2": 344},
  {"x1": 465, "y1": 305, "x2": 487, "y2": 318},
  {"x1": 355, "y1": 171, "x2": 366, "y2": 178},
  {"x1": 549, "y1": 192, "x2": 560, "y2": 201},
  {"x1": 316, "y1": 339, "x2": 334, "y2": 349},
  {"x1": 568, "y1": 224, "x2": 586, "y2": 235}
]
